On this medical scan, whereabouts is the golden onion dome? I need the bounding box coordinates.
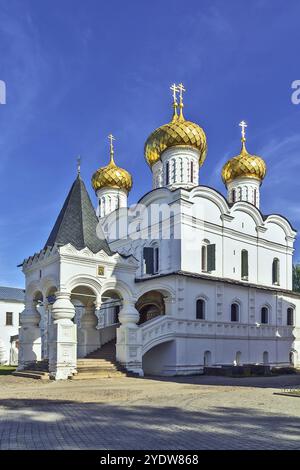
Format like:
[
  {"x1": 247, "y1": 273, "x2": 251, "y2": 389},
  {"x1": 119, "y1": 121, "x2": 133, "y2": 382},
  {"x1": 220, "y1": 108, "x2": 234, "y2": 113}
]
[
  {"x1": 92, "y1": 135, "x2": 132, "y2": 193},
  {"x1": 144, "y1": 85, "x2": 207, "y2": 167},
  {"x1": 221, "y1": 126, "x2": 266, "y2": 186}
]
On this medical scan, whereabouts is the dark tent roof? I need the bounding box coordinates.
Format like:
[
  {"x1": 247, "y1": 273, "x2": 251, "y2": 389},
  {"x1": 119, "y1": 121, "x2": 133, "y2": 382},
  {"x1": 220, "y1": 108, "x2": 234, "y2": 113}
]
[{"x1": 45, "y1": 175, "x2": 112, "y2": 254}]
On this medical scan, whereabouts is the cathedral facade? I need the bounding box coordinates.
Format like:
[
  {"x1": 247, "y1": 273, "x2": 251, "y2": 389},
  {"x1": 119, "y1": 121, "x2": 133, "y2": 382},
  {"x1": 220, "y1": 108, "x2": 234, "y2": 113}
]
[{"x1": 17, "y1": 85, "x2": 300, "y2": 379}]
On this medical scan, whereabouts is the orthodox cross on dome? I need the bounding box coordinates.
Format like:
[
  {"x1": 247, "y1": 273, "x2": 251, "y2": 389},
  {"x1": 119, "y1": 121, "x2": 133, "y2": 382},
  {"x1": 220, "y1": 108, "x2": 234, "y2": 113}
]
[
  {"x1": 170, "y1": 83, "x2": 179, "y2": 121},
  {"x1": 77, "y1": 156, "x2": 81, "y2": 175},
  {"x1": 170, "y1": 83, "x2": 179, "y2": 104},
  {"x1": 178, "y1": 83, "x2": 186, "y2": 120},
  {"x1": 108, "y1": 133, "x2": 116, "y2": 164},
  {"x1": 178, "y1": 83, "x2": 186, "y2": 105},
  {"x1": 239, "y1": 120, "x2": 247, "y2": 142}
]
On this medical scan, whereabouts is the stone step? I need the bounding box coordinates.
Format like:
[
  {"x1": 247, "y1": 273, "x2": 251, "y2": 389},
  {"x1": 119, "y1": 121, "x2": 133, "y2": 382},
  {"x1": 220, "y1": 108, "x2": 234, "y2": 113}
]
[
  {"x1": 13, "y1": 370, "x2": 49, "y2": 380},
  {"x1": 77, "y1": 360, "x2": 115, "y2": 366}
]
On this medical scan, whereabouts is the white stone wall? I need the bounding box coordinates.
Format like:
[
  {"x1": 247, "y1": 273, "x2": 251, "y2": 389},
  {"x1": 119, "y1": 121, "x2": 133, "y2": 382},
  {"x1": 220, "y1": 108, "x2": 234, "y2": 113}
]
[
  {"x1": 138, "y1": 275, "x2": 299, "y2": 374},
  {"x1": 0, "y1": 300, "x2": 23, "y2": 364},
  {"x1": 108, "y1": 185, "x2": 295, "y2": 290}
]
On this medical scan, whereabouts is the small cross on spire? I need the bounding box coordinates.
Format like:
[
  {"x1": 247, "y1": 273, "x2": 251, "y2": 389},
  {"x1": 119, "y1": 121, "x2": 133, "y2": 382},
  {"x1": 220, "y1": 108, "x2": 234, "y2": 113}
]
[
  {"x1": 108, "y1": 133, "x2": 115, "y2": 163},
  {"x1": 77, "y1": 156, "x2": 81, "y2": 175},
  {"x1": 239, "y1": 120, "x2": 247, "y2": 142}
]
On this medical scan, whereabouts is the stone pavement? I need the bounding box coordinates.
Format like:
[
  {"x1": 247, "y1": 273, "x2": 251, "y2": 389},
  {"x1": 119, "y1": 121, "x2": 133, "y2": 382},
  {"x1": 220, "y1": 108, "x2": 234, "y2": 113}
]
[{"x1": 0, "y1": 374, "x2": 299, "y2": 450}]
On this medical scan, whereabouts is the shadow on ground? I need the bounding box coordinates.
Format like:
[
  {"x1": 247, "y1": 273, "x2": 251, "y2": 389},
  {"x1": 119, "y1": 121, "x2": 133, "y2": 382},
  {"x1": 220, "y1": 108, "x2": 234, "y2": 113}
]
[
  {"x1": 0, "y1": 398, "x2": 299, "y2": 450},
  {"x1": 141, "y1": 373, "x2": 300, "y2": 390}
]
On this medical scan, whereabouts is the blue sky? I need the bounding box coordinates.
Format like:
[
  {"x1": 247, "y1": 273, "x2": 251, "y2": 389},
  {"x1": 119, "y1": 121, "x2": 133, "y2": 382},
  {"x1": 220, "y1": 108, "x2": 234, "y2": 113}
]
[{"x1": 0, "y1": 0, "x2": 300, "y2": 287}]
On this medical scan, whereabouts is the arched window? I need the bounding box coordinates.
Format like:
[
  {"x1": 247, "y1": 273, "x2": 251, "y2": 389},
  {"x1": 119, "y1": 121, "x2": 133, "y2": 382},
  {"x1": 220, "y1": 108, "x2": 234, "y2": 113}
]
[
  {"x1": 253, "y1": 188, "x2": 257, "y2": 206},
  {"x1": 231, "y1": 303, "x2": 239, "y2": 322},
  {"x1": 232, "y1": 189, "x2": 236, "y2": 203},
  {"x1": 201, "y1": 242, "x2": 216, "y2": 272},
  {"x1": 143, "y1": 245, "x2": 159, "y2": 275},
  {"x1": 190, "y1": 161, "x2": 194, "y2": 183},
  {"x1": 261, "y1": 306, "x2": 269, "y2": 324},
  {"x1": 166, "y1": 162, "x2": 170, "y2": 185},
  {"x1": 196, "y1": 299, "x2": 205, "y2": 320},
  {"x1": 241, "y1": 250, "x2": 249, "y2": 279},
  {"x1": 272, "y1": 258, "x2": 280, "y2": 285},
  {"x1": 287, "y1": 307, "x2": 294, "y2": 326}
]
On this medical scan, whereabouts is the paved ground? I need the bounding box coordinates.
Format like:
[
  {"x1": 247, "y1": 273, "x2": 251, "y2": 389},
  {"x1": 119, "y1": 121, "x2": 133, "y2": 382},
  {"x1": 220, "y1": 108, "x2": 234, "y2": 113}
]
[{"x1": 0, "y1": 373, "x2": 299, "y2": 450}]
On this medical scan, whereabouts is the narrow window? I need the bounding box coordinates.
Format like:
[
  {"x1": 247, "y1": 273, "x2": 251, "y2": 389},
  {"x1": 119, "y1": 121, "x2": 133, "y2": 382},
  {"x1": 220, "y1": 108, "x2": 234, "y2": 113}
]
[
  {"x1": 272, "y1": 258, "x2": 280, "y2": 285},
  {"x1": 241, "y1": 250, "x2": 249, "y2": 279},
  {"x1": 253, "y1": 188, "x2": 257, "y2": 206},
  {"x1": 143, "y1": 247, "x2": 154, "y2": 275},
  {"x1": 143, "y1": 246, "x2": 159, "y2": 275},
  {"x1": 166, "y1": 162, "x2": 170, "y2": 185},
  {"x1": 207, "y1": 244, "x2": 216, "y2": 272},
  {"x1": 231, "y1": 303, "x2": 239, "y2": 322},
  {"x1": 201, "y1": 245, "x2": 207, "y2": 271},
  {"x1": 154, "y1": 246, "x2": 159, "y2": 274},
  {"x1": 6, "y1": 312, "x2": 13, "y2": 326},
  {"x1": 287, "y1": 307, "x2": 294, "y2": 326},
  {"x1": 190, "y1": 161, "x2": 194, "y2": 183},
  {"x1": 261, "y1": 307, "x2": 269, "y2": 324},
  {"x1": 232, "y1": 189, "x2": 236, "y2": 203},
  {"x1": 196, "y1": 299, "x2": 205, "y2": 320},
  {"x1": 114, "y1": 305, "x2": 120, "y2": 324}
]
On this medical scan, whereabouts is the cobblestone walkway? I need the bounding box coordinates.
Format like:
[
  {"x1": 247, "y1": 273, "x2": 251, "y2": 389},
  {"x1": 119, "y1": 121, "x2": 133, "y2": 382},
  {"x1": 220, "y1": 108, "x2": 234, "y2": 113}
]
[{"x1": 0, "y1": 374, "x2": 299, "y2": 449}]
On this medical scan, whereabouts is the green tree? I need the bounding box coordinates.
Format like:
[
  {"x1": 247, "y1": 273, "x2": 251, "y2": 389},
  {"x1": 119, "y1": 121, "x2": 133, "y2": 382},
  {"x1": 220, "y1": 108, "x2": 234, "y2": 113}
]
[{"x1": 293, "y1": 264, "x2": 300, "y2": 292}]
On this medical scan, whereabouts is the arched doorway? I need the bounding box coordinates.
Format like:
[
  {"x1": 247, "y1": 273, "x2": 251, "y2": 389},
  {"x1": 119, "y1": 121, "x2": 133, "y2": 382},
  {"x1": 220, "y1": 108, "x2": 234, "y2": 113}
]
[
  {"x1": 71, "y1": 286, "x2": 99, "y2": 358},
  {"x1": 235, "y1": 351, "x2": 242, "y2": 366},
  {"x1": 136, "y1": 291, "x2": 166, "y2": 325},
  {"x1": 263, "y1": 351, "x2": 269, "y2": 364},
  {"x1": 204, "y1": 350, "x2": 212, "y2": 366},
  {"x1": 100, "y1": 289, "x2": 123, "y2": 346},
  {"x1": 289, "y1": 350, "x2": 297, "y2": 367}
]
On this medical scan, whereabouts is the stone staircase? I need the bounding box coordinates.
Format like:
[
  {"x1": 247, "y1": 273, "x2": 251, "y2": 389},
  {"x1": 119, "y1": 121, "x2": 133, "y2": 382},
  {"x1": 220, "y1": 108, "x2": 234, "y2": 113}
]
[
  {"x1": 13, "y1": 359, "x2": 50, "y2": 380},
  {"x1": 71, "y1": 340, "x2": 132, "y2": 380},
  {"x1": 12, "y1": 341, "x2": 138, "y2": 380}
]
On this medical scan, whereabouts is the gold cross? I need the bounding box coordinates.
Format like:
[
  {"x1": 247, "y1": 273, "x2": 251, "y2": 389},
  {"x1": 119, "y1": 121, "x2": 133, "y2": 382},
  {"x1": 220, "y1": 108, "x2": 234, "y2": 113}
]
[
  {"x1": 170, "y1": 83, "x2": 179, "y2": 104},
  {"x1": 108, "y1": 133, "x2": 115, "y2": 155},
  {"x1": 178, "y1": 83, "x2": 186, "y2": 104},
  {"x1": 239, "y1": 121, "x2": 247, "y2": 140}
]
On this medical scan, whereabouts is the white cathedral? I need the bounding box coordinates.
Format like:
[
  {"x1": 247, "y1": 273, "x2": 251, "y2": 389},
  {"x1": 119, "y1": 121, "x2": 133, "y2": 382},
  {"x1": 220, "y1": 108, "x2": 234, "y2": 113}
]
[{"x1": 17, "y1": 85, "x2": 300, "y2": 380}]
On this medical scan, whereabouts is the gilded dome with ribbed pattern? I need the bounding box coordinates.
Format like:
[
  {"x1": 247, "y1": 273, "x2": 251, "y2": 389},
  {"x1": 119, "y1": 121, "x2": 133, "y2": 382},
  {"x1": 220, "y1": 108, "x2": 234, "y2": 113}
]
[
  {"x1": 92, "y1": 148, "x2": 132, "y2": 193},
  {"x1": 144, "y1": 103, "x2": 207, "y2": 168},
  {"x1": 222, "y1": 140, "x2": 266, "y2": 186}
]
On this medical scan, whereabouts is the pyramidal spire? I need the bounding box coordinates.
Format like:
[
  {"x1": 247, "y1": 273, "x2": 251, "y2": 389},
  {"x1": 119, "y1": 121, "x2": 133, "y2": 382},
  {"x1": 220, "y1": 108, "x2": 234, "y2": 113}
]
[{"x1": 44, "y1": 176, "x2": 112, "y2": 254}]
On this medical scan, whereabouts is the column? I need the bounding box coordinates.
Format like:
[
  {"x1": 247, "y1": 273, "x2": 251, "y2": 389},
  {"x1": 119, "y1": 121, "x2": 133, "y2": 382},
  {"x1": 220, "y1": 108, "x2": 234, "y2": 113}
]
[
  {"x1": 17, "y1": 301, "x2": 41, "y2": 370},
  {"x1": 48, "y1": 291, "x2": 77, "y2": 380},
  {"x1": 79, "y1": 305, "x2": 99, "y2": 357},
  {"x1": 116, "y1": 301, "x2": 143, "y2": 376}
]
